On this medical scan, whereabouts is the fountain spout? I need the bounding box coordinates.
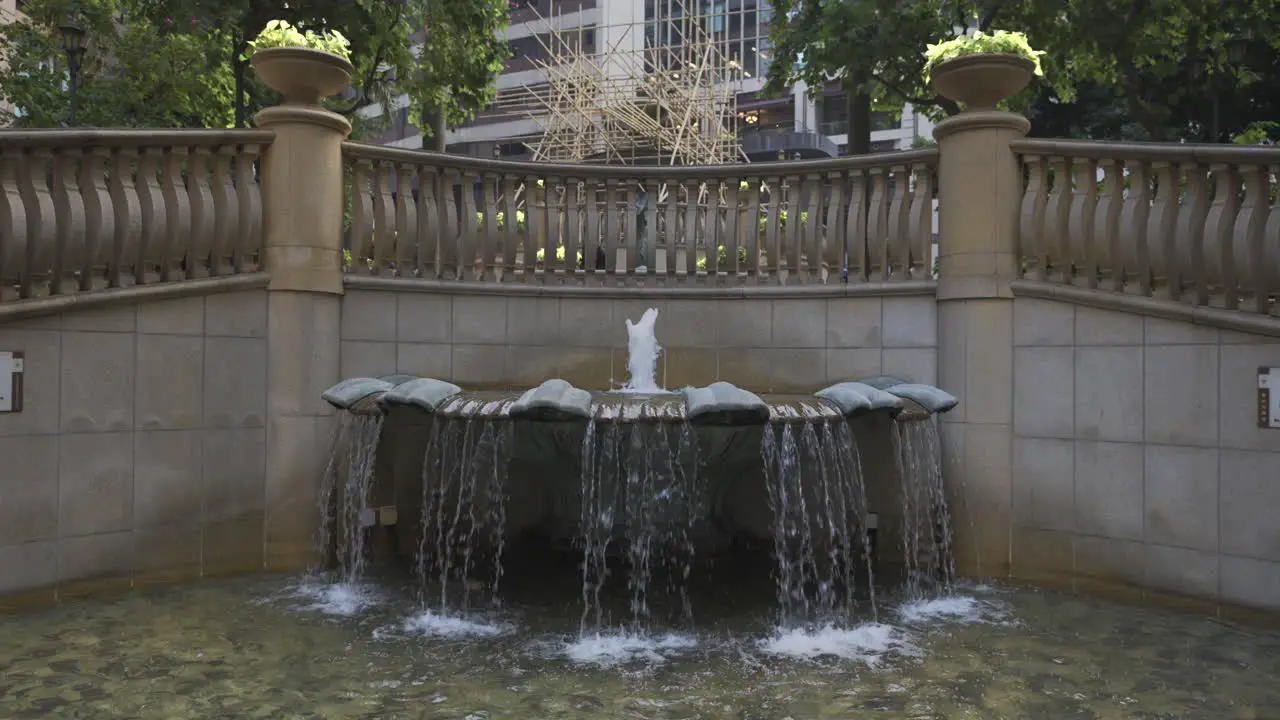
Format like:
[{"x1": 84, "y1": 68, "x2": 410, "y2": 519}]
[{"x1": 622, "y1": 307, "x2": 663, "y2": 393}]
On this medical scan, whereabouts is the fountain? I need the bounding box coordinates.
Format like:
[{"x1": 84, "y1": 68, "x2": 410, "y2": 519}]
[{"x1": 318, "y1": 309, "x2": 960, "y2": 632}]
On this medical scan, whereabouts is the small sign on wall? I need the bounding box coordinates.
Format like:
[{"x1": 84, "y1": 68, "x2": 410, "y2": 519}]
[
  {"x1": 0, "y1": 351, "x2": 24, "y2": 413},
  {"x1": 1260, "y1": 367, "x2": 1280, "y2": 429}
]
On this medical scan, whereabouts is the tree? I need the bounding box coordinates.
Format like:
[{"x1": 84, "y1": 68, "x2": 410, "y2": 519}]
[
  {"x1": 0, "y1": 0, "x2": 236, "y2": 128},
  {"x1": 764, "y1": 0, "x2": 1279, "y2": 146},
  {"x1": 0, "y1": 0, "x2": 509, "y2": 138}
]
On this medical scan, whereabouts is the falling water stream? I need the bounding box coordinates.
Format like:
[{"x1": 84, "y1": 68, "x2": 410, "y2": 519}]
[
  {"x1": 894, "y1": 416, "x2": 956, "y2": 598},
  {"x1": 316, "y1": 413, "x2": 385, "y2": 584}
]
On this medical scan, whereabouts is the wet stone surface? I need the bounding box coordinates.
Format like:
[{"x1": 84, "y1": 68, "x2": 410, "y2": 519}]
[{"x1": 1, "y1": 572, "x2": 1279, "y2": 719}]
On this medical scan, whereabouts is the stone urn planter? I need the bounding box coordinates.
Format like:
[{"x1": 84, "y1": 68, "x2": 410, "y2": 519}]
[
  {"x1": 929, "y1": 53, "x2": 1035, "y2": 111},
  {"x1": 251, "y1": 47, "x2": 354, "y2": 105}
]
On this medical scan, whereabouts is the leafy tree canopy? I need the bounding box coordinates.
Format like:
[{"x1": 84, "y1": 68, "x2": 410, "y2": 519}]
[
  {"x1": 0, "y1": 0, "x2": 509, "y2": 138},
  {"x1": 765, "y1": 0, "x2": 1279, "y2": 142}
]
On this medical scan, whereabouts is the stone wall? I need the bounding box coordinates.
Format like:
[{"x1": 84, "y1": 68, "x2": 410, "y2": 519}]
[
  {"x1": 1009, "y1": 297, "x2": 1280, "y2": 614},
  {"x1": 0, "y1": 289, "x2": 271, "y2": 607},
  {"x1": 337, "y1": 285, "x2": 939, "y2": 392}
]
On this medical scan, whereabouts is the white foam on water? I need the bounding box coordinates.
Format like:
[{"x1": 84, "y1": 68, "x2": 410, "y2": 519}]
[
  {"x1": 562, "y1": 631, "x2": 697, "y2": 667},
  {"x1": 897, "y1": 595, "x2": 1006, "y2": 626},
  {"x1": 401, "y1": 610, "x2": 511, "y2": 639},
  {"x1": 757, "y1": 623, "x2": 912, "y2": 666},
  {"x1": 265, "y1": 582, "x2": 382, "y2": 616}
]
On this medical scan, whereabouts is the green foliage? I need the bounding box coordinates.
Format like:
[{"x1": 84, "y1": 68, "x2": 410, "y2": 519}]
[
  {"x1": 695, "y1": 245, "x2": 750, "y2": 272},
  {"x1": 535, "y1": 245, "x2": 582, "y2": 265},
  {"x1": 474, "y1": 209, "x2": 528, "y2": 231},
  {"x1": 1, "y1": 0, "x2": 235, "y2": 128},
  {"x1": 1232, "y1": 121, "x2": 1280, "y2": 145},
  {"x1": 246, "y1": 19, "x2": 350, "y2": 59},
  {"x1": 923, "y1": 30, "x2": 1045, "y2": 78},
  {"x1": 0, "y1": 0, "x2": 508, "y2": 135}
]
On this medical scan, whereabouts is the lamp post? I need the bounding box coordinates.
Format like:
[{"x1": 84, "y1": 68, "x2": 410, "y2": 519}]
[{"x1": 59, "y1": 22, "x2": 87, "y2": 126}]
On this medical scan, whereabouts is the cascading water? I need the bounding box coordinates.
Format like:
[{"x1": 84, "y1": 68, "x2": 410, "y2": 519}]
[
  {"x1": 316, "y1": 412, "x2": 385, "y2": 584},
  {"x1": 894, "y1": 416, "x2": 955, "y2": 598},
  {"x1": 417, "y1": 400, "x2": 514, "y2": 613},
  {"x1": 761, "y1": 411, "x2": 876, "y2": 628},
  {"x1": 576, "y1": 407, "x2": 704, "y2": 633}
]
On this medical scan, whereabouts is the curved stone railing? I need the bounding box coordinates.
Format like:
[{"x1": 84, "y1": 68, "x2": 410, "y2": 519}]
[
  {"x1": 1012, "y1": 139, "x2": 1279, "y2": 317},
  {"x1": 0, "y1": 130, "x2": 272, "y2": 304},
  {"x1": 341, "y1": 143, "x2": 938, "y2": 286}
]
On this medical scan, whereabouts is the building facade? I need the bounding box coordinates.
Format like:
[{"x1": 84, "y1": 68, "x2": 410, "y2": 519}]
[
  {"x1": 0, "y1": 0, "x2": 29, "y2": 121},
  {"x1": 362, "y1": 0, "x2": 935, "y2": 159}
]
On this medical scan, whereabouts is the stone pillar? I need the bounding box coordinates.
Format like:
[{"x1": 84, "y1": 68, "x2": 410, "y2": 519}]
[
  {"x1": 256, "y1": 103, "x2": 351, "y2": 571},
  {"x1": 934, "y1": 107, "x2": 1029, "y2": 579}
]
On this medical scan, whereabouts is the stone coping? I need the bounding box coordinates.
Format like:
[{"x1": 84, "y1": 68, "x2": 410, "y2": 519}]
[
  {"x1": 1011, "y1": 279, "x2": 1280, "y2": 339},
  {"x1": 0, "y1": 273, "x2": 271, "y2": 323},
  {"x1": 343, "y1": 275, "x2": 938, "y2": 300}
]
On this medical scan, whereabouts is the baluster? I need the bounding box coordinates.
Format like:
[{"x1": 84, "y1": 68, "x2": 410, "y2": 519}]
[
  {"x1": 801, "y1": 172, "x2": 822, "y2": 283},
  {"x1": 1043, "y1": 156, "x2": 1070, "y2": 283},
  {"x1": 15, "y1": 149, "x2": 56, "y2": 298},
  {"x1": 185, "y1": 146, "x2": 214, "y2": 278},
  {"x1": 641, "y1": 178, "x2": 659, "y2": 275},
  {"x1": 50, "y1": 148, "x2": 86, "y2": 294},
  {"x1": 1118, "y1": 161, "x2": 1151, "y2": 295},
  {"x1": 396, "y1": 163, "x2": 419, "y2": 277},
  {"x1": 1232, "y1": 163, "x2": 1268, "y2": 313},
  {"x1": 846, "y1": 170, "x2": 868, "y2": 282},
  {"x1": 479, "y1": 171, "x2": 499, "y2": 280},
  {"x1": 161, "y1": 147, "x2": 190, "y2": 282},
  {"x1": 682, "y1": 179, "x2": 699, "y2": 282},
  {"x1": 0, "y1": 149, "x2": 27, "y2": 298},
  {"x1": 523, "y1": 176, "x2": 542, "y2": 280},
  {"x1": 502, "y1": 174, "x2": 519, "y2": 280},
  {"x1": 885, "y1": 165, "x2": 909, "y2": 281},
  {"x1": 348, "y1": 158, "x2": 374, "y2": 275},
  {"x1": 866, "y1": 168, "x2": 888, "y2": 281},
  {"x1": 1203, "y1": 164, "x2": 1239, "y2": 309},
  {"x1": 763, "y1": 176, "x2": 782, "y2": 283},
  {"x1": 659, "y1": 177, "x2": 677, "y2": 278},
  {"x1": 822, "y1": 170, "x2": 845, "y2": 284},
  {"x1": 1174, "y1": 163, "x2": 1209, "y2": 304},
  {"x1": 1019, "y1": 156, "x2": 1049, "y2": 280},
  {"x1": 564, "y1": 178, "x2": 581, "y2": 277},
  {"x1": 371, "y1": 162, "x2": 396, "y2": 274},
  {"x1": 77, "y1": 147, "x2": 112, "y2": 290},
  {"x1": 1145, "y1": 162, "x2": 1177, "y2": 297},
  {"x1": 135, "y1": 148, "x2": 165, "y2": 283},
  {"x1": 704, "y1": 179, "x2": 722, "y2": 281},
  {"x1": 416, "y1": 166, "x2": 440, "y2": 278},
  {"x1": 207, "y1": 147, "x2": 235, "y2": 277},
  {"x1": 460, "y1": 171, "x2": 482, "y2": 280},
  {"x1": 1067, "y1": 157, "x2": 1097, "y2": 289},
  {"x1": 604, "y1": 178, "x2": 620, "y2": 277},
  {"x1": 1092, "y1": 159, "x2": 1123, "y2": 292},
  {"x1": 722, "y1": 178, "x2": 740, "y2": 278},
  {"x1": 744, "y1": 177, "x2": 761, "y2": 279},
  {"x1": 584, "y1": 177, "x2": 600, "y2": 280},
  {"x1": 441, "y1": 168, "x2": 461, "y2": 280},
  {"x1": 782, "y1": 174, "x2": 802, "y2": 282},
  {"x1": 544, "y1": 177, "x2": 563, "y2": 277},
  {"x1": 907, "y1": 164, "x2": 934, "y2": 281},
  {"x1": 237, "y1": 144, "x2": 264, "y2": 272},
  {"x1": 1265, "y1": 165, "x2": 1280, "y2": 303}
]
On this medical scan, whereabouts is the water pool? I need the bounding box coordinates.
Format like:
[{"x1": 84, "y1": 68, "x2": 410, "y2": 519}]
[{"x1": 2, "y1": 568, "x2": 1277, "y2": 719}]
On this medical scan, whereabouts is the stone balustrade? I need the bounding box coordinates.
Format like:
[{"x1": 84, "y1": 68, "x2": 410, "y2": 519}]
[
  {"x1": 341, "y1": 143, "x2": 939, "y2": 286},
  {"x1": 1013, "y1": 139, "x2": 1280, "y2": 315},
  {"x1": 0, "y1": 130, "x2": 272, "y2": 303}
]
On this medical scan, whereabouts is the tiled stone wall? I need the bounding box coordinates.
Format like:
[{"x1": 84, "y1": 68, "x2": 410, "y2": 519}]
[
  {"x1": 0, "y1": 290, "x2": 270, "y2": 606},
  {"x1": 1011, "y1": 298, "x2": 1280, "y2": 613},
  {"x1": 338, "y1": 288, "x2": 939, "y2": 392}
]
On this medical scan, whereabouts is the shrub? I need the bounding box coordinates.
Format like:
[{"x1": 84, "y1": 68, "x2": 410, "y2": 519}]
[
  {"x1": 923, "y1": 30, "x2": 1044, "y2": 79},
  {"x1": 247, "y1": 19, "x2": 351, "y2": 60}
]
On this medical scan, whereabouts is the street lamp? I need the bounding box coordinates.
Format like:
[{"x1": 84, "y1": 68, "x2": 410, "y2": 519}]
[{"x1": 59, "y1": 21, "x2": 87, "y2": 126}]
